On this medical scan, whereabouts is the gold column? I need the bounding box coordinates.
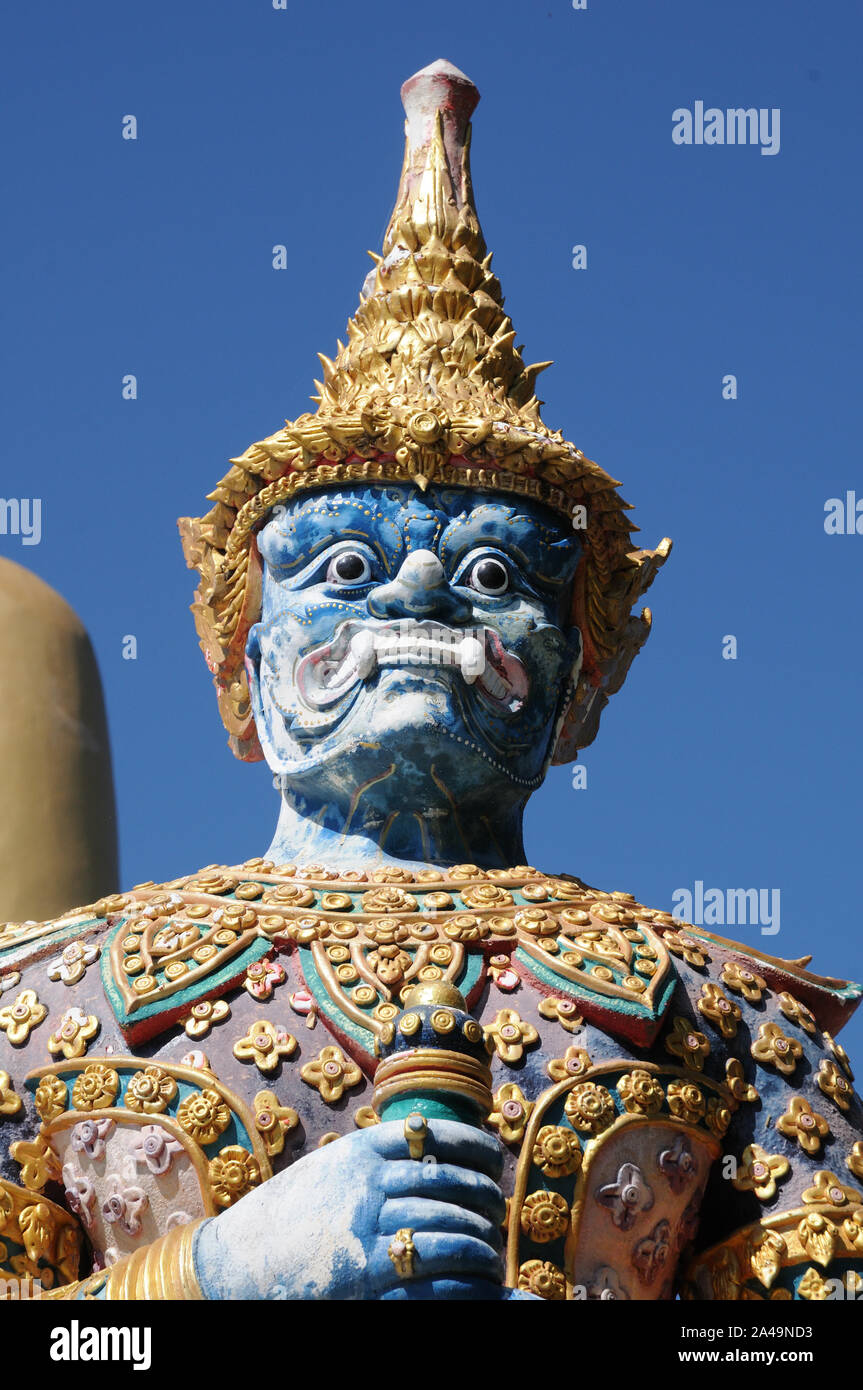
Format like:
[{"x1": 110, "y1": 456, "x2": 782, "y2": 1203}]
[{"x1": 0, "y1": 558, "x2": 118, "y2": 922}]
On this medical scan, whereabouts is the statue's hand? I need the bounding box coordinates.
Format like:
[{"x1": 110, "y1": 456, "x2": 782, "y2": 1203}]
[{"x1": 194, "y1": 1119, "x2": 513, "y2": 1300}]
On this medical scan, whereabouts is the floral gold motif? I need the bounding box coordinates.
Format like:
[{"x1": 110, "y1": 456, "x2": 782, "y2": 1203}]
[
  {"x1": 301, "y1": 1044, "x2": 362, "y2": 1103},
  {"x1": 520, "y1": 1189, "x2": 570, "y2": 1243},
  {"x1": 484, "y1": 1009, "x2": 538, "y2": 1064},
  {"x1": 664, "y1": 1016, "x2": 710, "y2": 1071},
  {"x1": 537, "y1": 996, "x2": 583, "y2": 1033},
  {"x1": 746, "y1": 1229, "x2": 787, "y2": 1290},
  {"x1": 720, "y1": 961, "x2": 766, "y2": 1003},
  {"x1": 797, "y1": 1265, "x2": 833, "y2": 1300},
  {"x1": 750, "y1": 1022, "x2": 802, "y2": 1076},
  {"x1": 71, "y1": 1063, "x2": 120, "y2": 1110},
  {"x1": 697, "y1": 983, "x2": 741, "y2": 1039},
  {"x1": 531, "y1": 1125, "x2": 582, "y2": 1180},
  {"x1": 10, "y1": 1132, "x2": 60, "y2": 1191},
  {"x1": 618, "y1": 1069, "x2": 664, "y2": 1116},
  {"x1": 776, "y1": 992, "x2": 817, "y2": 1035},
  {"x1": 488, "y1": 1083, "x2": 533, "y2": 1144},
  {"x1": 181, "y1": 998, "x2": 231, "y2": 1039},
  {"x1": 0, "y1": 989, "x2": 47, "y2": 1045},
  {"x1": 796, "y1": 1213, "x2": 837, "y2": 1267},
  {"x1": 705, "y1": 1096, "x2": 733, "y2": 1139},
  {"x1": 125, "y1": 1066, "x2": 179, "y2": 1114},
  {"x1": 663, "y1": 932, "x2": 710, "y2": 968},
  {"x1": 816, "y1": 1058, "x2": 853, "y2": 1111},
  {"x1": 34, "y1": 1074, "x2": 68, "y2": 1122},
  {"x1": 565, "y1": 1081, "x2": 615, "y2": 1135},
  {"x1": 18, "y1": 1201, "x2": 54, "y2": 1262},
  {"x1": 822, "y1": 1031, "x2": 854, "y2": 1081},
  {"x1": 801, "y1": 1169, "x2": 862, "y2": 1208},
  {"x1": 233, "y1": 1020, "x2": 298, "y2": 1073},
  {"x1": 547, "y1": 1046, "x2": 592, "y2": 1082},
  {"x1": 666, "y1": 1080, "x2": 706, "y2": 1127},
  {"x1": 725, "y1": 1058, "x2": 758, "y2": 1104},
  {"x1": 517, "y1": 1258, "x2": 567, "y2": 1299},
  {"x1": 176, "y1": 1088, "x2": 231, "y2": 1145},
  {"x1": 361, "y1": 887, "x2": 418, "y2": 915},
  {"x1": 732, "y1": 1144, "x2": 790, "y2": 1201},
  {"x1": 208, "y1": 1145, "x2": 262, "y2": 1207},
  {"x1": 776, "y1": 1097, "x2": 830, "y2": 1154},
  {"x1": 253, "y1": 1089, "x2": 299, "y2": 1157},
  {"x1": 842, "y1": 1207, "x2": 863, "y2": 1251},
  {"x1": 47, "y1": 1008, "x2": 100, "y2": 1060}
]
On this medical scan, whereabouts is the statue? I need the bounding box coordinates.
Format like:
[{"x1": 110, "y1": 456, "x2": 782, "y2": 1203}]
[{"x1": 1, "y1": 59, "x2": 862, "y2": 1304}]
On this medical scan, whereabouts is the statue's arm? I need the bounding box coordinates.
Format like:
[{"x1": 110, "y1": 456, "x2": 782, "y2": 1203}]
[{"x1": 41, "y1": 1120, "x2": 518, "y2": 1301}]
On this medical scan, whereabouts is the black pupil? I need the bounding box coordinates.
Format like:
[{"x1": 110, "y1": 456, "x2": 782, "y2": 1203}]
[
  {"x1": 334, "y1": 553, "x2": 366, "y2": 582},
  {"x1": 475, "y1": 558, "x2": 506, "y2": 591}
]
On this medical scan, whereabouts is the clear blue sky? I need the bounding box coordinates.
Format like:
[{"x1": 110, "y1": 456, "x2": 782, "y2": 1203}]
[{"x1": 4, "y1": 2, "x2": 862, "y2": 1050}]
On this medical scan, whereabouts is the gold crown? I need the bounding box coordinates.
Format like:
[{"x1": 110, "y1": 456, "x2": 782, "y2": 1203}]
[{"x1": 178, "y1": 59, "x2": 670, "y2": 763}]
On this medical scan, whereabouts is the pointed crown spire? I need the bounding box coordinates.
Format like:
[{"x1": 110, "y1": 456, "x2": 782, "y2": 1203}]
[{"x1": 179, "y1": 60, "x2": 670, "y2": 764}]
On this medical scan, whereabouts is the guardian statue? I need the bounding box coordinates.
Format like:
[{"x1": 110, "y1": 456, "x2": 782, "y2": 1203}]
[{"x1": 1, "y1": 60, "x2": 861, "y2": 1303}]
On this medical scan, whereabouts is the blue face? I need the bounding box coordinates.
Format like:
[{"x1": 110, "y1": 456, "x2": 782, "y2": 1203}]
[{"x1": 246, "y1": 484, "x2": 582, "y2": 840}]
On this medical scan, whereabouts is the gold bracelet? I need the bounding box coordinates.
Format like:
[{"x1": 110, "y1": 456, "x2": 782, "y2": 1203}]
[{"x1": 44, "y1": 1219, "x2": 207, "y2": 1301}]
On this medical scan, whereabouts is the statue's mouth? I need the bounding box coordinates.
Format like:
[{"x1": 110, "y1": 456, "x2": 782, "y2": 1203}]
[{"x1": 295, "y1": 619, "x2": 528, "y2": 715}]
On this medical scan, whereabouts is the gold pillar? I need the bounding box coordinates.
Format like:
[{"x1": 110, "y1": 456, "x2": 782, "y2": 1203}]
[{"x1": 0, "y1": 558, "x2": 118, "y2": 922}]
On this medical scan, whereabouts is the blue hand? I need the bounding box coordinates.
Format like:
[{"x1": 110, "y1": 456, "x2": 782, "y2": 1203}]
[{"x1": 194, "y1": 1119, "x2": 512, "y2": 1300}]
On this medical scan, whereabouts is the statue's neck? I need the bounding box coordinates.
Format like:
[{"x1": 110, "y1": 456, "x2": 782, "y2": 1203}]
[{"x1": 265, "y1": 788, "x2": 528, "y2": 872}]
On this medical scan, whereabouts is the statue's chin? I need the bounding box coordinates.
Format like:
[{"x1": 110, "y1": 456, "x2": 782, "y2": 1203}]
[{"x1": 264, "y1": 672, "x2": 552, "y2": 804}]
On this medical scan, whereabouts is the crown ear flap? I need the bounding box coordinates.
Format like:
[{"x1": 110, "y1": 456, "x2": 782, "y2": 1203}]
[{"x1": 214, "y1": 535, "x2": 265, "y2": 762}]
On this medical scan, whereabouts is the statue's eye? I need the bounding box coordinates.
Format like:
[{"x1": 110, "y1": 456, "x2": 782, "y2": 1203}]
[
  {"x1": 467, "y1": 556, "x2": 509, "y2": 596},
  {"x1": 326, "y1": 551, "x2": 371, "y2": 585}
]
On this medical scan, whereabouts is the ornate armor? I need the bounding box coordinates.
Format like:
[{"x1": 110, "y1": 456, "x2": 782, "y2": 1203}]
[{"x1": 1, "y1": 863, "x2": 860, "y2": 1299}]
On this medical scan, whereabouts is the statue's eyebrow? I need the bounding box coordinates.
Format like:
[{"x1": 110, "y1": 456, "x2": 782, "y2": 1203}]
[
  {"x1": 438, "y1": 508, "x2": 581, "y2": 586},
  {"x1": 258, "y1": 499, "x2": 402, "y2": 571}
]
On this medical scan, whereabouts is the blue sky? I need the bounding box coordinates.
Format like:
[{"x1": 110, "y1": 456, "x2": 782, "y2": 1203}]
[{"x1": 4, "y1": 1, "x2": 862, "y2": 1050}]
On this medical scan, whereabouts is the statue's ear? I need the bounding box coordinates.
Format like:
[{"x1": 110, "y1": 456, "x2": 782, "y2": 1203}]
[{"x1": 548, "y1": 624, "x2": 585, "y2": 768}]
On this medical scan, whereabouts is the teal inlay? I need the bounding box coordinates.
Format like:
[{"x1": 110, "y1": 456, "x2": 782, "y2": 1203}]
[
  {"x1": 0, "y1": 915, "x2": 103, "y2": 971},
  {"x1": 301, "y1": 954, "x2": 375, "y2": 1048},
  {"x1": 23, "y1": 1068, "x2": 256, "y2": 1152},
  {"x1": 456, "y1": 948, "x2": 484, "y2": 999},
  {"x1": 516, "y1": 947, "x2": 676, "y2": 1022},
  {"x1": 100, "y1": 922, "x2": 271, "y2": 1031},
  {"x1": 377, "y1": 1093, "x2": 479, "y2": 1124}
]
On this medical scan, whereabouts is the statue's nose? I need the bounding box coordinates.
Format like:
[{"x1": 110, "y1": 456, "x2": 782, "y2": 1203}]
[{"x1": 367, "y1": 549, "x2": 472, "y2": 622}]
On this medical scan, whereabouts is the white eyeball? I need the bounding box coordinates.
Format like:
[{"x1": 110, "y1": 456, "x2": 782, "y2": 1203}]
[
  {"x1": 327, "y1": 551, "x2": 371, "y2": 585},
  {"x1": 467, "y1": 556, "x2": 509, "y2": 596}
]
